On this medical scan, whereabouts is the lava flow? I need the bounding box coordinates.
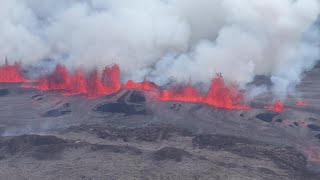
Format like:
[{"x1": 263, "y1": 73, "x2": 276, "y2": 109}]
[
  {"x1": 264, "y1": 100, "x2": 285, "y2": 112},
  {"x1": 159, "y1": 74, "x2": 250, "y2": 110},
  {"x1": 23, "y1": 63, "x2": 121, "y2": 97},
  {"x1": 124, "y1": 79, "x2": 159, "y2": 91},
  {"x1": 159, "y1": 85, "x2": 203, "y2": 103},
  {"x1": 0, "y1": 59, "x2": 28, "y2": 83},
  {"x1": 66, "y1": 68, "x2": 88, "y2": 95},
  {"x1": 296, "y1": 101, "x2": 309, "y2": 107},
  {"x1": 205, "y1": 73, "x2": 249, "y2": 109},
  {"x1": 0, "y1": 59, "x2": 251, "y2": 110}
]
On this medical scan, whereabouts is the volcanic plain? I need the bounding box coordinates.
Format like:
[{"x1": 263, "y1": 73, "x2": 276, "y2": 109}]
[{"x1": 1, "y1": 67, "x2": 320, "y2": 179}]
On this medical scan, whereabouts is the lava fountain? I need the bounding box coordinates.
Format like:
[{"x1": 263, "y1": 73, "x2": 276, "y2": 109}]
[
  {"x1": 264, "y1": 100, "x2": 285, "y2": 112},
  {"x1": 158, "y1": 74, "x2": 250, "y2": 110},
  {"x1": 0, "y1": 58, "x2": 28, "y2": 83},
  {"x1": 0, "y1": 59, "x2": 251, "y2": 110}
]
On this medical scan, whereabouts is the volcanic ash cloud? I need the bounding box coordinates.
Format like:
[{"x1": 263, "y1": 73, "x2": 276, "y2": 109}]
[{"x1": 0, "y1": 0, "x2": 319, "y2": 96}]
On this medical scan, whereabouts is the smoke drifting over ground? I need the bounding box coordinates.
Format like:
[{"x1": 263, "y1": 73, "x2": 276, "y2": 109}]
[{"x1": 0, "y1": 0, "x2": 319, "y2": 96}]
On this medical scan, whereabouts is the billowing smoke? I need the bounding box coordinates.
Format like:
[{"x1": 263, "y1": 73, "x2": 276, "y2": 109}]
[{"x1": 0, "y1": 0, "x2": 319, "y2": 97}]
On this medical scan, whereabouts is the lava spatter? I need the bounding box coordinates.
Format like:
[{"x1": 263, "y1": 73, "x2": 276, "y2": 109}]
[
  {"x1": 19, "y1": 63, "x2": 250, "y2": 110},
  {"x1": 159, "y1": 74, "x2": 250, "y2": 110},
  {"x1": 0, "y1": 59, "x2": 28, "y2": 83},
  {"x1": 264, "y1": 100, "x2": 285, "y2": 112}
]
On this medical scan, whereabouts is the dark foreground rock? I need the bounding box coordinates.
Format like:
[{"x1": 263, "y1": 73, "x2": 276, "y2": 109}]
[
  {"x1": 90, "y1": 144, "x2": 142, "y2": 155},
  {"x1": 94, "y1": 102, "x2": 146, "y2": 115},
  {"x1": 0, "y1": 135, "x2": 69, "y2": 160},
  {"x1": 308, "y1": 124, "x2": 320, "y2": 131},
  {"x1": 65, "y1": 124, "x2": 192, "y2": 142},
  {"x1": 192, "y1": 134, "x2": 315, "y2": 178},
  {"x1": 256, "y1": 112, "x2": 279, "y2": 122},
  {"x1": 43, "y1": 103, "x2": 72, "y2": 118},
  {"x1": 0, "y1": 127, "x2": 319, "y2": 179},
  {"x1": 128, "y1": 91, "x2": 146, "y2": 103},
  {"x1": 0, "y1": 134, "x2": 143, "y2": 161},
  {"x1": 0, "y1": 126, "x2": 5, "y2": 135},
  {"x1": 0, "y1": 89, "x2": 9, "y2": 96},
  {"x1": 153, "y1": 147, "x2": 191, "y2": 162}
]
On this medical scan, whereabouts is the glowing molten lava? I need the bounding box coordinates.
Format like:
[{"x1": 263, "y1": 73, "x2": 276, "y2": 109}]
[
  {"x1": 159, "y1": 85, "x2": 203, "y2": 103},
  {"x1": 124, "y1": 79, "x2": 159, "y2": 91},
  {"x1": 65, "y1": 68, "x2": 87, "y2": 95},
  {"x1": 101, "y1": 64, "x2": 121, "y2": 92},
  {"x1": 159, "y1": 74, "x2": 250, "y2": 110},
  {"x1": 205, "y1": 73, "x2": 249, "y2": 109},
  {"x1": 24, "y1": 64, "x2": 121, "y2": 97},
  {"x1": 17, "y1": 62, "x2": 249, "y2": 109},
  {"x1": 86, "y1": 69, "x2": 109, "y2": 96},
  {"x1": 0, "y1": 59, "x2": 28, "y2": 83},
  {"x1": 37, "y1": 64, "x2": 71, "y2": 91},
  {"x1": 296, "y1": 101, "x2": 309, "y2": 107},
  {"x1": 264, "y1": 100, "x2": 285, "y2": 112}
]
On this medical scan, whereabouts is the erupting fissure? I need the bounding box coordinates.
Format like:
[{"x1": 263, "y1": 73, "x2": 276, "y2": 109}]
[
  {"x1": 1, "y1": 60, "x2": 251, "y2": 110},
  {"x1": 23, "y1": 63, "x2": 121, "y2": 97},
  {"x1": 0, "y1": 58, "x2": 28, "y2": 83},
  {"x1": 296, "y1": 101, "x2": 310, "y2": 107},
  {"x1": 124, "y1": 79, "x2": 159, "y2": 91},
  {"x1": 264, "y1": 100, "x2": 285, "y2": 112},
  {"x1": 158, "y1": 74, "x2": 250, "y2": 110}
]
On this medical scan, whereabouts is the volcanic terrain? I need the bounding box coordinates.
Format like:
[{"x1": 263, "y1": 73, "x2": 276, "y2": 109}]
[{"x1": 0, "y1": 64, "x2": 320, "y2": 180}]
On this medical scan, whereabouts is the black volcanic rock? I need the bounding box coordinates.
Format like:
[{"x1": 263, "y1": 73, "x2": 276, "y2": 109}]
[
  {"x1": 192, "y1": 134, "x2": 256, "y2": 151},
  {"x1": 1, "y1": 135, "x2": 67, "y2": 151},
  {"x1": 0, "y1": 135, "x2": 69, "y2": 160},
  {"x1": 63, "y1": 103, "x2": 71, "y2": 107},
  {"x1": 90, "y1": 144, "x2": 142, "y2": 155},
  {"x1": 308, "y1": 124, "x2": 320, "y2": 131},
  {"x1": 116, "y1": 90, "x2": 131, "y2": 103},
  {"x1": 256, "y1": 112, "x2": 279, "y2": 122},
  {"x1": 0, "y1": 134, "x2": 143, "y2": 161},
  {"x1": 43, "y1": 107, "x2": 71, "y2": 118},
  {"x1": 170, "y1": 103, "x2": 181, "y2": 111},
  {"x1": 43, "y1": 103, "x2": 72, "y2": 118},
  {"x1": 0, "y1": 126, "x2": 5, "y2": 135},
  {"x1": 0, "y1": 89, "x2": 9, "y2": 96},
  {"x1": 192, "y1": 134, "x2": 308, "y2": 173},
  {"x1": 95, "y1": 103, "x2": 145, "y2": 115},
  {"x1": 153, "y1": 147, "x2": 191, "y2": 162},
  {"x1": 31, "y1": 94, "x2": 44, "y2": 101},
  {"x1": 66, "y1": 124, "x2": 192, "y2": 142},
  {"x1": 309, "y1": 118, "x2": 318, "y2": 122},
  {"x1": 128, "y1": 91, "x2": 146, "y2": 103}
]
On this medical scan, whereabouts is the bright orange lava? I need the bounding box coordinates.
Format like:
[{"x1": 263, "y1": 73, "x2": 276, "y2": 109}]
[
  {"x1": 264, "y1": 100, "x2": 285, "y2": 112},
  {"x1": 159, "y1": 85, "x2": 203, "y2": 103},
  {"x1": 0, "y1": 60, "x2": 250, "y2": 110},
  {"x1": 159, "y1": 74, "x2": 250, "y2": 110},
  {"x1": 23, "y1": 63, "x2": 121, "y2": 97},
  {"x1": 66, "y1": 68, "x2": 87, "y2": 95},
  {"x1": 296, "y1": 101, "x2": 309, "y2": 107},
  {"x1": 124, "y1": 79, "x2": 158, "y2": 91},
  {"x1": 0, "y1": 59, "x2": 28, "y2": 83}
]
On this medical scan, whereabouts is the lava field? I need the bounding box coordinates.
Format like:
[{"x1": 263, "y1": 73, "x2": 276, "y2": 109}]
[{"x1": 0, "y1": 64, "x2": 320, "y2": 179}]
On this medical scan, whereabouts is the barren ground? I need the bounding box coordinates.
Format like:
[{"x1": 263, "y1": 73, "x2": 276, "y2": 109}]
[{"x1": 1, "y1": 67, "x2": 320, "y2": 179}]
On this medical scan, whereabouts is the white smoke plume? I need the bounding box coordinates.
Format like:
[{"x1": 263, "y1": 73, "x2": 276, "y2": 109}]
[{"x1": 0, "y1": 0, "x2": 319, "y2": 96}]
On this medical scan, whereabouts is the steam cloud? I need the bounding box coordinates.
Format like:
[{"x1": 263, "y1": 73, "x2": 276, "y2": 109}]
[{"x1": 0, "y1": 0, "x2": 319, "y2": 96}]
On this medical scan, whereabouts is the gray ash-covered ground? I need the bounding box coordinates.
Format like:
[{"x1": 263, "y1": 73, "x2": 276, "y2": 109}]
[{"x1": 1, "y1": 68, "x2": 320, "y2": 179}]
